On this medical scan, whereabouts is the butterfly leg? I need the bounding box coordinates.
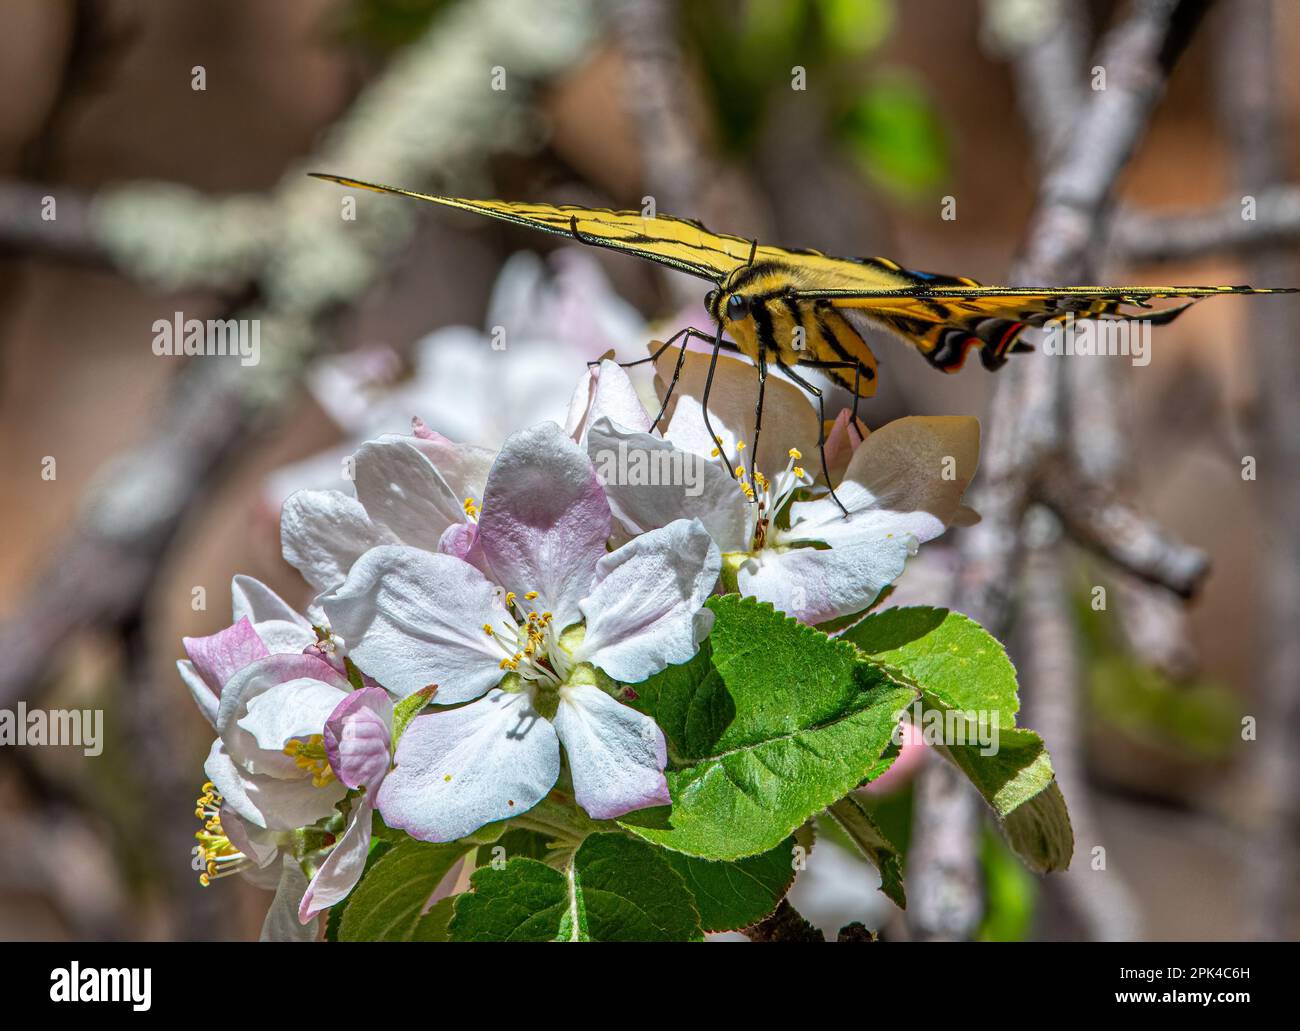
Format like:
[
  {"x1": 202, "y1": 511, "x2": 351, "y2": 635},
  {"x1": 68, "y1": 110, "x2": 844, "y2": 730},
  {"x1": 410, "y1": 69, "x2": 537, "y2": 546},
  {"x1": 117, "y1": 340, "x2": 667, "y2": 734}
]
[
  {"x1": 750, "y1": 350, "x2": 768, "y2": 483},
  {"x1": 777, "y1": 360, "x2": 849, "y2": 518},
  {"x1": 790, "y1": 357, "x2": 872, "y2": 433},
  {"x1": 699, "y1": 322, "x2": 739, "y2": 481}
]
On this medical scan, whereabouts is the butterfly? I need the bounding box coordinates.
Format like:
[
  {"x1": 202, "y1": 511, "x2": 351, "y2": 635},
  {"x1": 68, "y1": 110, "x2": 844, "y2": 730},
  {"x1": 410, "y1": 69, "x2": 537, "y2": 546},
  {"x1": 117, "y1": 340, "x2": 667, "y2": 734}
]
[{"x1": 311, "y1": 173, "x2": 1294, "y2": 509}]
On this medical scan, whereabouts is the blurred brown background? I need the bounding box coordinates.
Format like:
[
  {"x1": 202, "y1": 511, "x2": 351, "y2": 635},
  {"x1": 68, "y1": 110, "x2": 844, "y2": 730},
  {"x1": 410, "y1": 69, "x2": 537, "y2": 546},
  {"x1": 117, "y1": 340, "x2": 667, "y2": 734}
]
[{"x1": 0, "y1": 0, "x2": 1296, "y2": 941}]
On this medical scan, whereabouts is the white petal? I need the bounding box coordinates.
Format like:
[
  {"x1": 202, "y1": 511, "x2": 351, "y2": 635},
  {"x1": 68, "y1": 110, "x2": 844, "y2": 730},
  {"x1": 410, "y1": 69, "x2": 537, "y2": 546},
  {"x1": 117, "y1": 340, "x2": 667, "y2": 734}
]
[
  {"x1": 261, "y1": 855, "x2": 319, "y2": 941},
  {"x1": 178, "y1": 660, "x2": 218, "y2": 728},
  {"x1": 204, "y1": 739, "x2": 345, "y2": 831},
  {"x1": 587, "y1": 418, "x2": 749, "y2": 552},
  {"x1": 321, "y1": 545, "x2": 509, "y2": 704},
  {"x1": 734, "y1": 535, "x2": 916, "y2": 625},
  {"x1": 281, "y1": 489, "x2": 395, "y2": 591},
  {"x1": 217, "y1": 654, "x2": 350, "y2": 778},
  {"x1": 230, "y1": 574, "x2": 314, "y2": 654},
  {"x1": 404, "y1": 432, "x2": 495, "y2": 508},
  {"x1": 353, "y1": 435, "x2": 464, "y2": 550},
  {"x1": 474, "y1": 423, "x2": 611, "y2": 629},
  {"x1": 565, "y1": 359, "x2": 653, "y2": 445},
  {"x1": 785, "y1": 416, "x2": 980, "y2": 548},
  {"x1": 376, "y1": 689, "x2": 560, "y2": 842},
  {"x1": 299, "y1": 799, "x2": 373, "y2": 922},
  {"x1": 237, "y1": 678, "x2": 349, "y2": 751},
  {"x1": 576, "y1": 519, "x2": 720, "y2": 683},
  {"x1": 553, "y1": 683, "x2": 669, "y2": 820}
]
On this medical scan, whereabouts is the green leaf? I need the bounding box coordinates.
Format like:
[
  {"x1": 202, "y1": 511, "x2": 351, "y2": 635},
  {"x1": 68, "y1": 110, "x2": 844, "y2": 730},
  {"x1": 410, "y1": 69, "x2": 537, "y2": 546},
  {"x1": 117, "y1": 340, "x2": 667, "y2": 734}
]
[
  {"x1": 392, "y1": 684, "x2": 439, "y2": 744},
  {"x1": 826, "y1": 793, "x2": 905, "y2": 909},
  {"x1": 336, "y1": 838, "x2": 468, "y2": 941},
  {"x1": 844, "y1": 606, "x2": 1072, "y2": 873},
  {"x1": 621, "y1": 595, "x2": 916, "y2": 861},
  {"x1": 663, "y1": 837, "x2": 798, "y2": 931},
  {"x1": 842, "y1": 605, "x2": 1019, "y2": 724},
  {"x1": 411, "y1": 896, "x2": 457, "y2": 941},
  {"x1": 937, "y1": 729, "x2": 1073, "y2": 874},
  {"x1": 474, "y1": 827, "x2": 553, "y2": 868},
  {"x1": 450, "y1": 833, "x2": 703, "y2": 942},
  {"x1": 324, "y1": 836, "x2": 393, "y2": 942}
]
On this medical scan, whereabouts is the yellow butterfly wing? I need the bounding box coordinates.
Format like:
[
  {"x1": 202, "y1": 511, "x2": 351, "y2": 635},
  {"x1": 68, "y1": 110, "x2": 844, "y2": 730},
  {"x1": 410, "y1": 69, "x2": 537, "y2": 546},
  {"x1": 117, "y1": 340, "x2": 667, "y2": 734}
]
[
  {"x1": 792, "y1": 278, "x2": 1297, "y2": 372},
  {"x1": 310, "y1": 173, "x2": 757, "y2": 283}
]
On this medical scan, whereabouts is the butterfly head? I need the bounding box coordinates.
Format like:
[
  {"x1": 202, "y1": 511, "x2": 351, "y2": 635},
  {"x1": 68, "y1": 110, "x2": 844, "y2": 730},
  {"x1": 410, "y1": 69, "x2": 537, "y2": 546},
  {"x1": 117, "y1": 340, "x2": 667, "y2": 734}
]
[{"x1": 706, "y1": 286, "x2": 753, "y2": 324}]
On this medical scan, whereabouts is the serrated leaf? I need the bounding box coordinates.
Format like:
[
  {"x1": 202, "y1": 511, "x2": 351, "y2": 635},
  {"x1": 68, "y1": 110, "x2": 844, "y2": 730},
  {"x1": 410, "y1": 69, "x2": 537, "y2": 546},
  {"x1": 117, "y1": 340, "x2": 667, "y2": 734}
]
[
  {"x1": 336, "y1": 839, "x2": 468, "y2": 941},
  {"x1": 937, "y1": 729, "x2": 1073, "y2": 874},
  {"x1": 843, "y1": 607, "x2": 1071, "y2": 872},
  {"x1": 411, "y1": 896, "x2": 456, "y2": 941},
  {"x1": 826, "y1": 793, "x2": 906, "y2": 908},
  {"x1": 842, "y1": 606, "x2": 1019, "y2": 724},
  {"x1": 662, "y1": 836, "x2": 797, "y2": 931},
  {"x1": 621, "y1": 595, "x2": 916, "y2": 861},
  {"x1": 450, "y1": 833, "x2": 703, "y2": 942}
]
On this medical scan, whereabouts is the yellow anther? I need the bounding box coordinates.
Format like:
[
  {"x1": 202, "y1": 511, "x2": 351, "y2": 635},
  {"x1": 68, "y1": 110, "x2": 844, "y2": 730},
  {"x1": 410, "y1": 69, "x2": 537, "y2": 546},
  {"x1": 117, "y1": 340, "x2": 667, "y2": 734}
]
[
  {"x1": 504, "y1": 591, "x2": 516, "y2": 606},
  {"x1": 788, "y1": 447, "x2": 803, "y2": 460},
  {"x1": 734, "y1": 466, "x2": 746, "y2": 479},
  {"x1": 793, "y1": 466, "x2": 806, "y2": 479},
  {"x1": 711, "y1": 448, "x2": 720, "y2": 457},
  {"x1": 193, "y1": 782, "x2": 248, "y2": 887},
  {"x1": 283, "y1": 735, "x2": 335, "y2": 788},
  {"x1": 463, "y1": 497, "x2": 480, "y2": 519},
  {"x1": 524, "y1": 590, "x2": 539, "y2": 600},
  {"x1": 482, "y1": 624, "x2": 495, "y2": 636},
  {"x1": 736, "y1": 440, "x2": 746, "y2": 450}
]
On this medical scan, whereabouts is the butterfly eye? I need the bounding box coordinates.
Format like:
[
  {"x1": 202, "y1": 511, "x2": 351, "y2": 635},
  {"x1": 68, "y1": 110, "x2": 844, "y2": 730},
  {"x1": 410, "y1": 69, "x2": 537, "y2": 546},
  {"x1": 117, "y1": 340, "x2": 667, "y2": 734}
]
[{"x1": 726, "y1": 293, "x2": 750, "y2": 319}]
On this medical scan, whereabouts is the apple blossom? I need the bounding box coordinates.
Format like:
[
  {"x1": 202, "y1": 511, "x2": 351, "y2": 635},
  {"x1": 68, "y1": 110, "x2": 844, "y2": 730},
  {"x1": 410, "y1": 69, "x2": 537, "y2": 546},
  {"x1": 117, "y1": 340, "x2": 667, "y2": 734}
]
[{"x1": 322, "y1": 422, "x2": 720, "y2": 842}]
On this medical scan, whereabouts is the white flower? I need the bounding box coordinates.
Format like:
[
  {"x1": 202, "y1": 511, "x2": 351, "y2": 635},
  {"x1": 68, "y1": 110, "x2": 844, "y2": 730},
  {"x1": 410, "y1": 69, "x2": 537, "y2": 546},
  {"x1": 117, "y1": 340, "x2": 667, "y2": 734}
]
[
  {"x1": 584, "y1": 349, "x2": 980, "y2": 626},
  {"x1": 321, "y1": 422, "x2": 720, "y2": 841}
]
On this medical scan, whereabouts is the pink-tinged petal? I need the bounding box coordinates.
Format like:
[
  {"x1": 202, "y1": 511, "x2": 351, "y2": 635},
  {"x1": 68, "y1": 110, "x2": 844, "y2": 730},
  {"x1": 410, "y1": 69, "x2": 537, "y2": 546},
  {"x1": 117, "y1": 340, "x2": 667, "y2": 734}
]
[
  {"x1": 576, "y1": 519, "x2": 720, "y2": 683},
  {"x1": 438, "y1": 521, "x2": 479, "y2": 561},
  {"x1": 654, "y1": 346, "x2": 822, "y2": 479},
  {"x1": 565, "y1": 359, "x2": 654, "y2": 446},
  {"x1": 353, "y1": 435, "x2": 464, "y2": 551},
  {"x1": 321, "y1": 546, "x2": 510, "y2": 705},
  {"x1": 587, "y1": 419, "x2": 749, "y2": 552},
  {"x1": 204, "y1": 739, "x2": 346, "y2": 831},
  {"x1": 183, "y1": 617, "x2": 269, "y2": 695},
  {"x1": 261, "y1": 855, "x2": 319, "y2": 941},
  {"x1": 733, "y1": 535, "x2": 916, "y2": 626},
  {"x1": 785, "y1": 416, "x2": 980, "y2": 549},
  {"x1": 824, "y1": 409, "x2": 869, "y2": 484},
  {"x1": 281, "y1": 489, "x2": 395, "y2": 591},
  {"x1": 299, "y1": 799, "x2": 374, "y2": 922},
  {"x1": 178, "y1": 660, "x2": 219, "y2": 728},
  {"x1": 475, "y1": 423, "x2": 611, "y2": 630},
  {"x1": 324, "y1": 687, "x2": 393, "y2": 790},
  {"x1": 230, "y1": 575, "x2": 314, "y2": 655},
  {"x1": 553, "y1": 683, "x2": 669, "y2": 820},
  {"x1": 411, "y1": 416, "x2": 436, "y2": 440},
  {"x1": 377, "y1": 690, "x2": 559, "y2": 843},
  {"x1": 217, "y1": 653, "x2": 349, "y2": 778}
]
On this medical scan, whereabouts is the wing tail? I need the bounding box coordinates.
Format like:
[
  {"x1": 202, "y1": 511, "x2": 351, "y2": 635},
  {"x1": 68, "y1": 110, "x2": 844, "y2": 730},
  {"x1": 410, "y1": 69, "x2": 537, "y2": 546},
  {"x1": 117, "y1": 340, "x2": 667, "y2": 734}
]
[{"x1": 814, "y1": 284, "x2": 1296, "y2": 373}]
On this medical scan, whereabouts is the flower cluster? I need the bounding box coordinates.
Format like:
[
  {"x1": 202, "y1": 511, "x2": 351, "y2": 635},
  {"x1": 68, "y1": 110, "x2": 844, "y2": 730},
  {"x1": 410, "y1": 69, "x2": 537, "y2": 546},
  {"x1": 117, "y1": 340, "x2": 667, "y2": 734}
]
[{"x1": 179, "y1": 344, "x2": 979, "y2": 939}]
